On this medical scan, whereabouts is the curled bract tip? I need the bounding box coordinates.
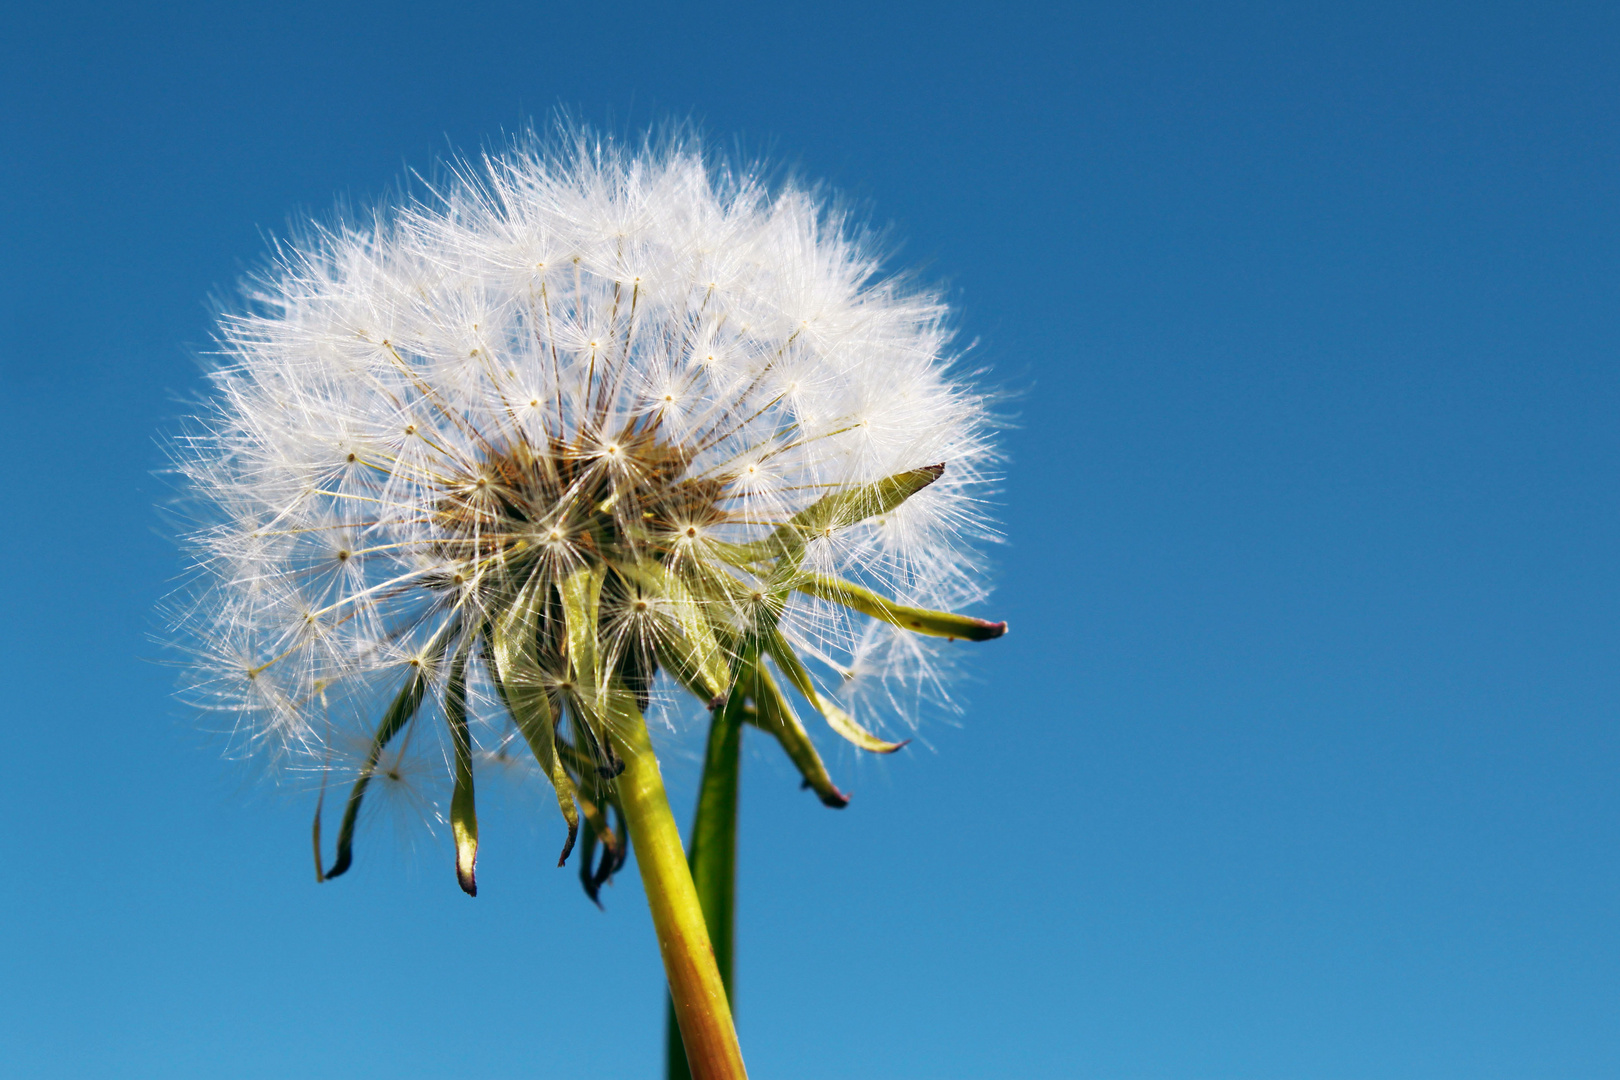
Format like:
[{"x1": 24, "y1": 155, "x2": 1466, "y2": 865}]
[
  {"x1": 798, "y1": 777, "x2": 851, "y2": 807},
  {"x1": 556, "y1": 817, "x2": 580, "y2": 868}
]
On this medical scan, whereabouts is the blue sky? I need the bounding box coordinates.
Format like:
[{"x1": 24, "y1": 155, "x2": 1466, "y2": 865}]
[{"x1": 3, "y1": 2, "x2": 1618, "y2": 1077}]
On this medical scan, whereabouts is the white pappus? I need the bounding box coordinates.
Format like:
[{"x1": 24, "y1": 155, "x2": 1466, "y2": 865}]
[{"x1": 165, "y1": 125, "x2": 1004, "y2": 894}]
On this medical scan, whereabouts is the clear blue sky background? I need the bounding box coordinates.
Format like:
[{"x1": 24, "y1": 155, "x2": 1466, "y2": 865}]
[{"x1": 3, "y1": 2, "x2": 1617, "y2": 1077}]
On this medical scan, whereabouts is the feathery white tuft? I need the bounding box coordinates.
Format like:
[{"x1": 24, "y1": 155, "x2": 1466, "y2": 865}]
[{"x1": 167, "y1": 126, "x2": 999, "y2": 858}]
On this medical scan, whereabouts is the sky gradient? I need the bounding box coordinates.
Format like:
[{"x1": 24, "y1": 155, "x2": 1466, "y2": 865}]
[{"x1": 3, "y1": 2, "x2": 1618, "y2": 1077}]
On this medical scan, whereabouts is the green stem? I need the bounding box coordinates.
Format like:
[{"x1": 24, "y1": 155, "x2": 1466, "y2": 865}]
[
  {"x1": 667, "y1": 701, "x2": 743, "y2": 1080},
  {"x1": 608, "y1": 701, "x2": 747, "y2": 1080}
]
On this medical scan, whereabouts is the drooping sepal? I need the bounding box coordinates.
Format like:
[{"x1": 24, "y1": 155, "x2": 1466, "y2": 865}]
[
  {"x1": 319, "y1": 628, "x2": 451, "y2": 881},
  {"x1": 742, "y1": 660, "x2": 849, "y2": 807},
  {"x1": 556, "y1": 736, "x2": 630, "y2": 901},
  {"x1": 762, "y1": 463, "x2": 944, "y2": 563},
  {"x1": 488, "y1": 573, "x2": 580, "y2": 866},
  {"x1": 796, "y1": 574, "x2": 1007, "y2": 641},
  {"x1": 763, "y1": 628, "x2": 908, "y2": 754},
  {"x1": 559, "y1": 563, "x2": 607, "y2": 709},
  {"x1": 558, "y1": 564, "x2": 626, "y2": 778},
  {"x1": 575, "y1": 788, "x2": 629, "y2": 907}
]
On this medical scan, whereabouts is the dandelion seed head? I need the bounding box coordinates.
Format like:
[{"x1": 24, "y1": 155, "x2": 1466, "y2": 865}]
[{"x1": 166, "y1": 122, "x2": 999, "y2": 862}]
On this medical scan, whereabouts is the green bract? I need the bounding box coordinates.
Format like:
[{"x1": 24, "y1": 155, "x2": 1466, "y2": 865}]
[{"x1": 316, "y1": 456, "x2": 1005, "y2": 895}]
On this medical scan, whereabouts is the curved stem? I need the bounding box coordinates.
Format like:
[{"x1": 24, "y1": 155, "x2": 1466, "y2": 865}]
[
  {"x1": 610, "y1": 704, "x2": 748, "y2": 1080},
  {"x1": 667, "y1": 700, "x2": 744, "y2": 1080}
]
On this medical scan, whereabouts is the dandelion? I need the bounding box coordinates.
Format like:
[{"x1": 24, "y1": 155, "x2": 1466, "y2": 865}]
[{"x1": 167, "y1": 125, "x2": 1004, "y2": 1079}]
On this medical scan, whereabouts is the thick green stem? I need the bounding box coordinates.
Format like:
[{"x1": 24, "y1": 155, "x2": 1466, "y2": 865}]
[
  {"x1": 667, "y1": 702, "x2": 743, "y2": 1080},
  {"x1": 609, "y1": 703, "x2": 747, "y2": 1080}
]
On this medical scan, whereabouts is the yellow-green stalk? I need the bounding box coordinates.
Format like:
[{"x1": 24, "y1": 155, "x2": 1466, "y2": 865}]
[{"x1": 614, "y1": 704, "x2": 747, "y2": 1080}]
